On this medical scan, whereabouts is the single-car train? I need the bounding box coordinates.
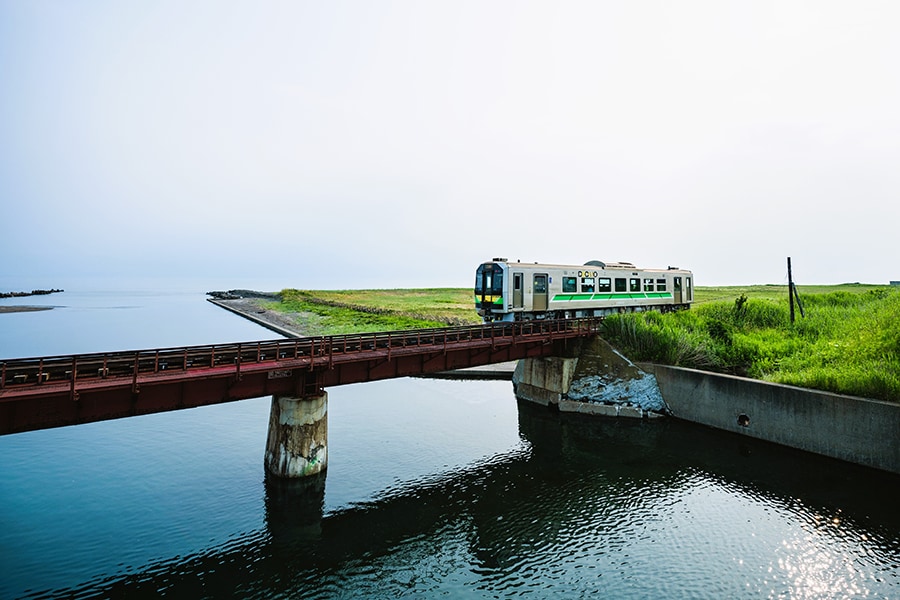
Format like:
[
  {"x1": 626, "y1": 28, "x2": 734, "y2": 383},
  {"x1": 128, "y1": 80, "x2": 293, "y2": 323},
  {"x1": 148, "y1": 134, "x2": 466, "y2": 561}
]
[{"x1": 475, "y1": 258, "x2": 693, "y2": 322}]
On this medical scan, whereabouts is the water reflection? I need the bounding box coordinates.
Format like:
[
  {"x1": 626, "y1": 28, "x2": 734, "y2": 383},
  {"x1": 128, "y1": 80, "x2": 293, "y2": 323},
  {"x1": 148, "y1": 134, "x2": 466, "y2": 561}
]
[
  {"x1": 265, "y1": 473, "x2": 327, "y2": 544},
  {"x1": 28, "y1": 402, "x2": 900, "y2": 599}
]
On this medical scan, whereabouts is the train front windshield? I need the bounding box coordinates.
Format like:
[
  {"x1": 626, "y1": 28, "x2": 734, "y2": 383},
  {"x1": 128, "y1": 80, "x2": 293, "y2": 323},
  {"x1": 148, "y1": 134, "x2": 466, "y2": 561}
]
[{"x1": 475, "y1": 263, "x2": 504, "y2": 311}]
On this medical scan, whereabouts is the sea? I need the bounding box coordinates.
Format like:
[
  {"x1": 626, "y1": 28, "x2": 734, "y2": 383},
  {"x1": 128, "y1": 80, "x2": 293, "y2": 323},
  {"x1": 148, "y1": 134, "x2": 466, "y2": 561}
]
[{"x1": 1, "y1": 285, "x2": 898, "y2": 599}]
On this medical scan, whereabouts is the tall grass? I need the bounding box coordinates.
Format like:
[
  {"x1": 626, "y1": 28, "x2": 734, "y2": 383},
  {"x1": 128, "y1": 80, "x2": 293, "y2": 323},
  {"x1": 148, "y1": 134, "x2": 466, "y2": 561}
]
[
  {"x1": 600, "y1": 310, "x2": 719, "y2": 370},
  {"x1": 602, "y1": 288, "x2": 900, "y2": 402}
]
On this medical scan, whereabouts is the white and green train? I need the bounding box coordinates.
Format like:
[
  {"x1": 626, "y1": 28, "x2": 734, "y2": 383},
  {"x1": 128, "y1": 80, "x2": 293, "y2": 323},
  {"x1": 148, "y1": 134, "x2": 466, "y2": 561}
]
[{"x1": 475, "y1": 258, "x2": 693, "y2": 322}]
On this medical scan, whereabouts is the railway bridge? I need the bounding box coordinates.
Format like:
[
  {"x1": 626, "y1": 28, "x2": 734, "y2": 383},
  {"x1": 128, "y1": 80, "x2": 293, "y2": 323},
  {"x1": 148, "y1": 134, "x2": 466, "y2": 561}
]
[{"x1": 0, "y1": 318, "x2": 602, "y2": 477}]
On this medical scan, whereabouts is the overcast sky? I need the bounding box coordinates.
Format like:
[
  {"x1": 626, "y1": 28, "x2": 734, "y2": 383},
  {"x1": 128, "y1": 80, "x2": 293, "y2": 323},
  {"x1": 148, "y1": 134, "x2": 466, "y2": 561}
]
[{"x1": 2, "y1": 1, "x2": 898, "y2": 291}]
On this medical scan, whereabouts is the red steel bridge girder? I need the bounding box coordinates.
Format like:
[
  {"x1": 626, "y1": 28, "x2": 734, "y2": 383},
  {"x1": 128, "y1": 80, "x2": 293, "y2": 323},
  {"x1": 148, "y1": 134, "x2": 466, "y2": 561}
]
[{"x1": 0, "y1": 319, "x2": 601, "y2": 435}]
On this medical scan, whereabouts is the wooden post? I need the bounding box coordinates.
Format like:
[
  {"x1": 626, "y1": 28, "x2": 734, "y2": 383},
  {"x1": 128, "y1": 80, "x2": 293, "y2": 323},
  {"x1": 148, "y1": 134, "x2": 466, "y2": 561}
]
[
  {"x1": 792, "y1": 282, "x2": 805, "y2": 318},
  {"x1": 788, "y1": 257, "x2": 795, "y2": 324}
]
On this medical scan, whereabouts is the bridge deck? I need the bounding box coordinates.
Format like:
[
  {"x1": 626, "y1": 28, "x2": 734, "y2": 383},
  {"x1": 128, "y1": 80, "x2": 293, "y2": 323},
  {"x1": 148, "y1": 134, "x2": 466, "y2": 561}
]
[{"x1": 0, "y1": 318, "x2": 601, "y2": 435}]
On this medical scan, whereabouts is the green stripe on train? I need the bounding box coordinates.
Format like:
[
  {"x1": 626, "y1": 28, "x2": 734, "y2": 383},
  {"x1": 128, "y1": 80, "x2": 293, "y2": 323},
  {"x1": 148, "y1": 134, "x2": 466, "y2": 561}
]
[{"x1": 551, "y1": 293, "x2": 673, "y2": 302}]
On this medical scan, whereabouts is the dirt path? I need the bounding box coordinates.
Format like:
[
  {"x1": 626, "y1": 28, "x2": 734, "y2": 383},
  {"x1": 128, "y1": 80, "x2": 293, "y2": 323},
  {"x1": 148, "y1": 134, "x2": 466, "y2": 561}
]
[{"x1": 207, "y1": 297, "x2": 310, "y2": 337}]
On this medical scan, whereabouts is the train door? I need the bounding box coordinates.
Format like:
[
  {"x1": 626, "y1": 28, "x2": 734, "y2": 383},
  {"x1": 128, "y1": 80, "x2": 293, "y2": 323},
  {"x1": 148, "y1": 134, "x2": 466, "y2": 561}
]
[
  {"x1": 673, "y1": 276, "x2": 683, "y2": 304},
  {"x1": 513, "y1": 273, "x2": 523, "y2": 309},
  {"x1": 533, "y1": 273, "x2": 548, "y2": 311}
]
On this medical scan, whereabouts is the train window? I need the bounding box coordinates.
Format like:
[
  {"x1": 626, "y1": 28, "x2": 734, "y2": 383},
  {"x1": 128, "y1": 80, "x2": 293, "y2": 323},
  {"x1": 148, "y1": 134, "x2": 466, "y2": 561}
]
[
  {"x1": 492, "y1": 272, "x2": 503, "y2": 294},
  {"x1": 630, "y1": 278, "x2": 641, "y2": 292},
  {"x1": 644, "y1": 278, "x2": 654, "y2": 291},
  {"x1": 581, "y1": 277, "x2": 595, "y2": 293},
  {"x1": 598, "y1": 278, "x2": 611, "y2": 292},
  {"x1": 656, "y1": 278, "x2": 667, "y2": 291},
  {"x1": 674, "y1": 277, "x2": 682, "y2": 291},
  {"x1": 686, "y1": 277, "x2": 692, "y2": 300},
  {"x1": 615, "y1": 278, "x2": 627, "y2": 292},
  {"x1": 563, "y1": 277, "x2": 577, "y2": 293}
]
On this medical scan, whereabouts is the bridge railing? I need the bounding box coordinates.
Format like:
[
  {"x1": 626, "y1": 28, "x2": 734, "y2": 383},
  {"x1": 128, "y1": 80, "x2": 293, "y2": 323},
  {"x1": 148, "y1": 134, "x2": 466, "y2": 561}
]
[{"x1": 0, "y1": 318, "x2": 602, "y2": 391}]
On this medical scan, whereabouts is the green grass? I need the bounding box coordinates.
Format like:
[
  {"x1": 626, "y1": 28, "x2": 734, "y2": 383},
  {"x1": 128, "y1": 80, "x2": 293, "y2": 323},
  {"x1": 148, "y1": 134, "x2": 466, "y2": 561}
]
[
  {"x1": 263, "y1": 288, "x2": 479, "y2": 336},
  {"x1": 289, "y1": 288, "x2": 478, "y2": 325},
  {"x1": 602, "y1": 286, "x2": 900, "y2": 402},
  {"x1": 693, "y1": 283, "x2": 890, "y2": 305}
]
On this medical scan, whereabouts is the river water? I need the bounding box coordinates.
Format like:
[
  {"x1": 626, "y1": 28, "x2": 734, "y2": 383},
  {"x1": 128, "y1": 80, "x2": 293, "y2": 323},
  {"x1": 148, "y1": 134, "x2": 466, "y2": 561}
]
[{"x1": 1, "y1": 288, "x2": 898, "y2": 599}]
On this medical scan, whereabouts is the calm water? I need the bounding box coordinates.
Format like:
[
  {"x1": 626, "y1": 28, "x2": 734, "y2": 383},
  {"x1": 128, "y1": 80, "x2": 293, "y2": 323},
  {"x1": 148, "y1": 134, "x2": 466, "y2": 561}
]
[{"x1": 1, "y1": 289, "x2": 898, "y2": 599}]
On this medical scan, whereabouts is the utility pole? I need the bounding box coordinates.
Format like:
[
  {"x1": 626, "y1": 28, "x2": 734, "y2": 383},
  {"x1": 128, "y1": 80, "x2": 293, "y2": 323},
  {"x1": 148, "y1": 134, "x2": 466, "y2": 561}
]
[{"x1": 788, "y1": 257, "x2": 795, "y2": 323}]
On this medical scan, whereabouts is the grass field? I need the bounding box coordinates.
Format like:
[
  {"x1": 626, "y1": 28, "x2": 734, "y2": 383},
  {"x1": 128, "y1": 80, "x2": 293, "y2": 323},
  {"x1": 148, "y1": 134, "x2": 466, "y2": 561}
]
[
  {"x1": 264, "y1": 284, "x2": 900, "y2": 402},
  {"x1": 693, "y1": 283, "x2": 891, "y2": 305},
  {"x1": 262, "y1": 288, "x2": 479, "y2": 336}
]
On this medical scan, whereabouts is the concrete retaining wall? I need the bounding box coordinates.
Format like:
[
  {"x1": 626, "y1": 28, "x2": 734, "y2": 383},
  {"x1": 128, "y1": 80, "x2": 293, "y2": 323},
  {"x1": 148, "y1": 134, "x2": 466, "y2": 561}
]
[
  {"x1": 207, "y1": 299, "x2": 300, "y2": 339},
  {"x1": 643, "y1": 364, "x2": 900, "y2": 475}
]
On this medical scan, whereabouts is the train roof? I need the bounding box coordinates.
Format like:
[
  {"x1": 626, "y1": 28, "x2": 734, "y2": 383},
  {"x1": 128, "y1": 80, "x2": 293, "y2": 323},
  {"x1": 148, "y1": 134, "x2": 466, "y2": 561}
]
[{"x1": 485, "y1": 258, "x2": 691, "y2": 273}]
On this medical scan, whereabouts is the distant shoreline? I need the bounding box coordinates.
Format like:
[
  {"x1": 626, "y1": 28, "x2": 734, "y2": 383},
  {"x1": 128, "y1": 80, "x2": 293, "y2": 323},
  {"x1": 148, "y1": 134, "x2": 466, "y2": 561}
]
[
  {"x1": 0, "y1": 306, "x2": 54, "y2": 313},
  {"x1": 0, "y1": 288, "x2": 64, "y2": 299}
]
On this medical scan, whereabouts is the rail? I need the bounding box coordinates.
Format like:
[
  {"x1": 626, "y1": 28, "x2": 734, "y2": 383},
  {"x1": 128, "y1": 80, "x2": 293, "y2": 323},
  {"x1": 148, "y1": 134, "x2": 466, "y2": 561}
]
[{"x1": 0, "y1": 318, "x2": 603, "y2": 393}]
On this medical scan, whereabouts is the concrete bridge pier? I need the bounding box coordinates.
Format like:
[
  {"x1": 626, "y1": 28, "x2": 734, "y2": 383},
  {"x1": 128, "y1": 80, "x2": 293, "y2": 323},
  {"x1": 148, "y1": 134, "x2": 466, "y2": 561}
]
[{"x1": 264, "y1": 392, "x2": 328, "y2": 478}]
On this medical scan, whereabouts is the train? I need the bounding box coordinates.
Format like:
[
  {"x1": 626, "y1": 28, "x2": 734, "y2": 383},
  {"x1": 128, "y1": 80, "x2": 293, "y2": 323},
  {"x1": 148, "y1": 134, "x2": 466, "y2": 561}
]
[{"x1": 475, "y1": 258, "x2": 693, "y2": 322}]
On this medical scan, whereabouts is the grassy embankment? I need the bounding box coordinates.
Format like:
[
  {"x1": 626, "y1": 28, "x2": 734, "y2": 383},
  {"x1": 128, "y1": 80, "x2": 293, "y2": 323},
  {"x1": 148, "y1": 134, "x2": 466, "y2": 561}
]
[
  {"x1": 604, "y1": 284, "x2": 900, "y2": 403},
  {"x1": 263, "y1": 285, "x2": 900, "y2": 402},
  {"x1": 262, "y1": 288, "x2": 480, "y2": 336}
]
